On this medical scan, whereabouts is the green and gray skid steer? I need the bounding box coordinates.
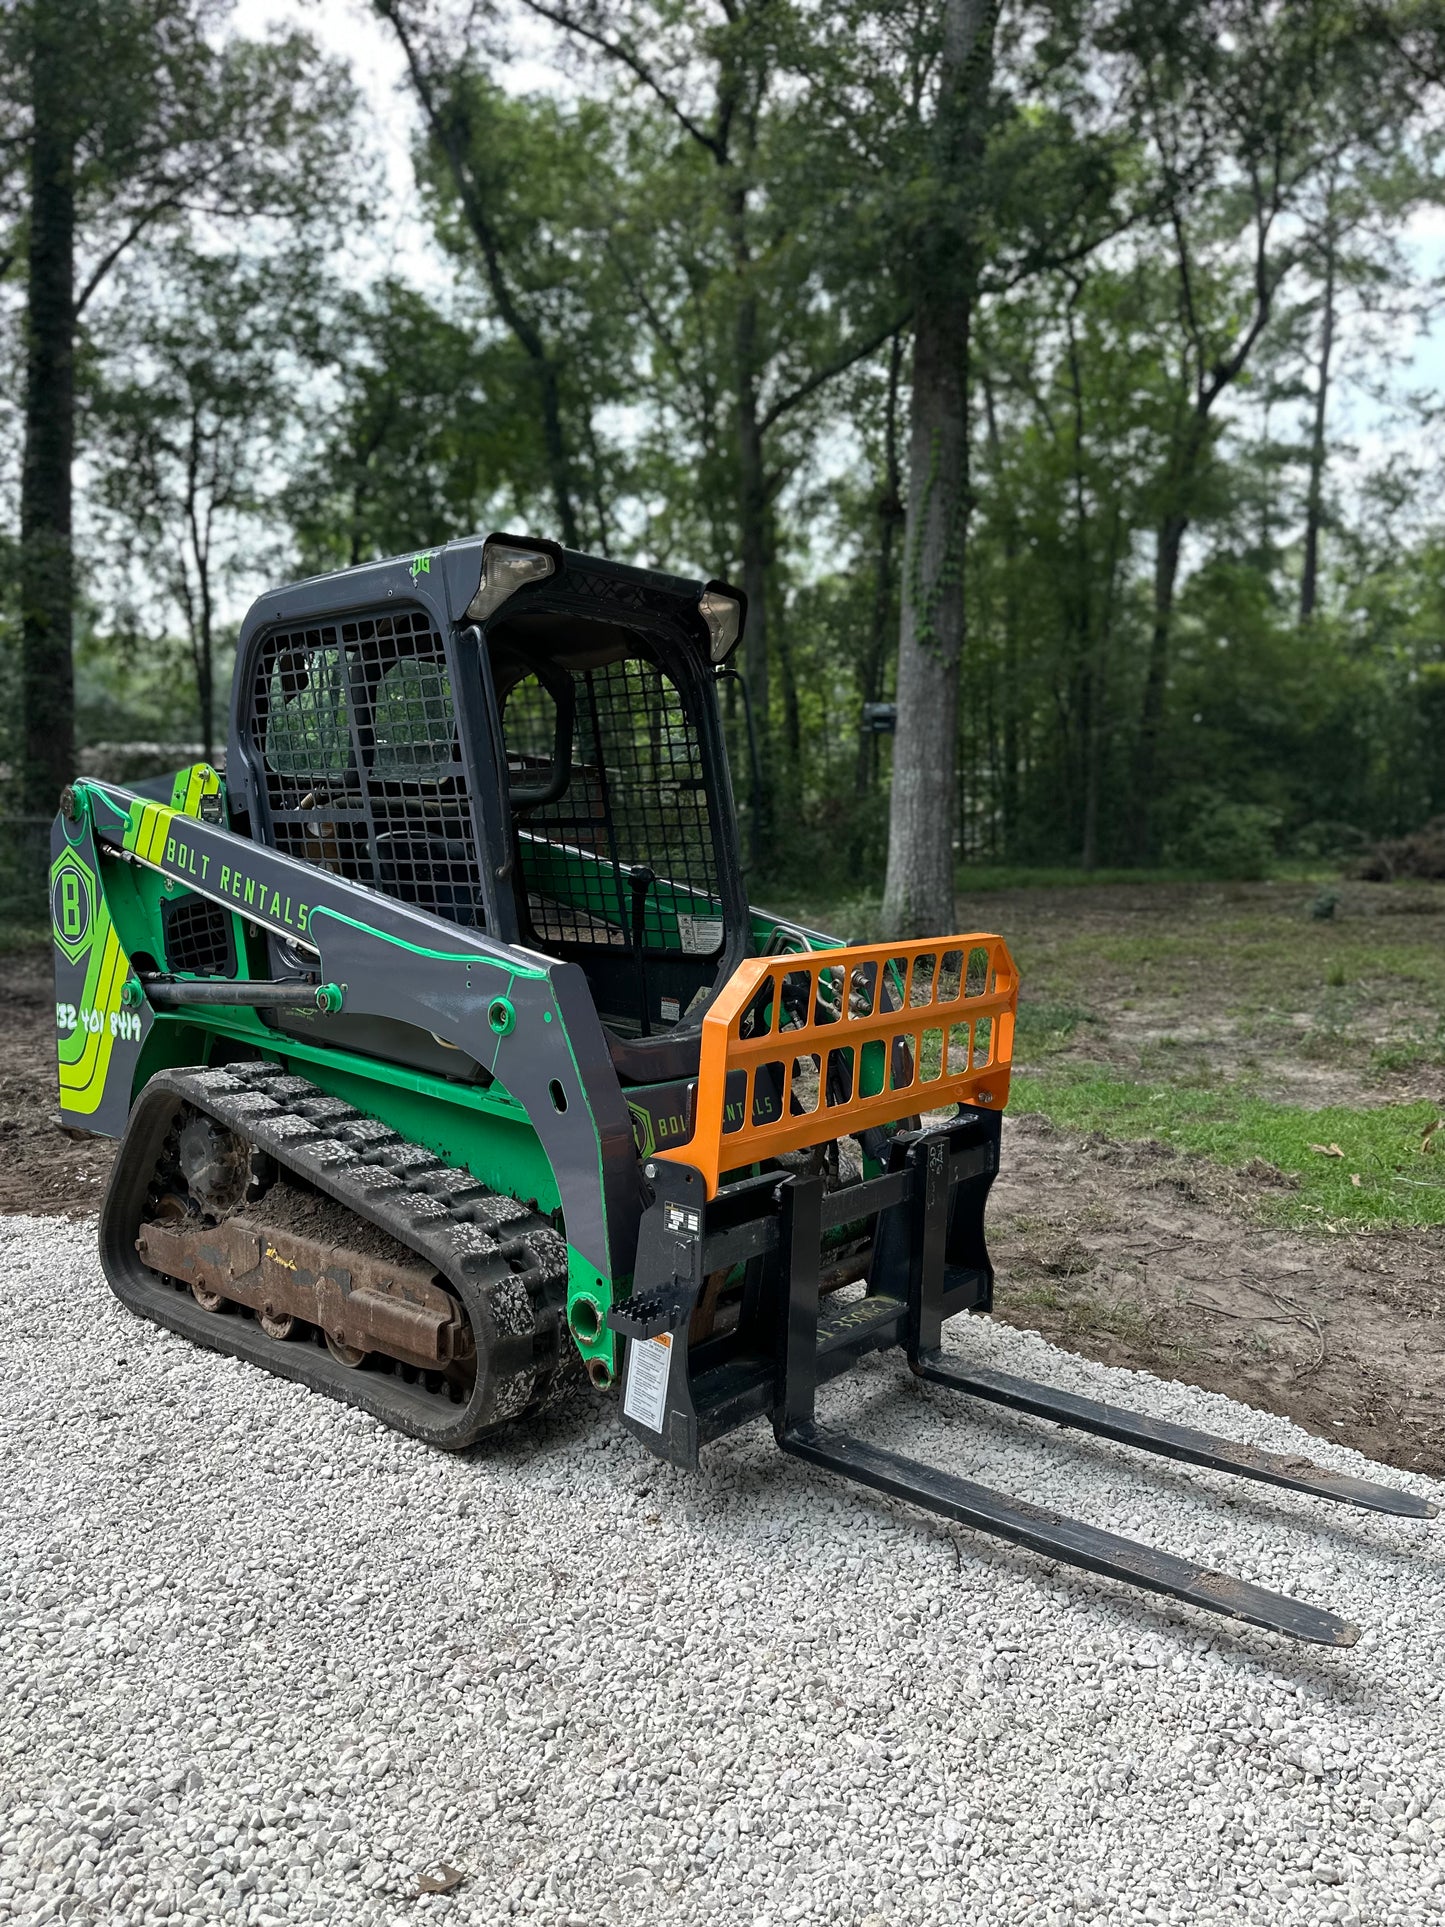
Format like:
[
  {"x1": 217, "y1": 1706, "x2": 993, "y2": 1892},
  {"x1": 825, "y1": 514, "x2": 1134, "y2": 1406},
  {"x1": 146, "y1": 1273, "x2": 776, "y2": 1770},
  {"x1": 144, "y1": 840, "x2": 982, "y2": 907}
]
[{"x1": 51, "y1": 534, "x2": 1432, "y2": 1644}]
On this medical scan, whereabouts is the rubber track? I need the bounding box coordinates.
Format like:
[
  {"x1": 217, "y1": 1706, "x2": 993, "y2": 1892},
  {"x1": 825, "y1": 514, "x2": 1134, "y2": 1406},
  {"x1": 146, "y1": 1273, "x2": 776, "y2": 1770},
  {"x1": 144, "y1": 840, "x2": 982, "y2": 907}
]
[{"x1": 99, "y1": 1061, "x2": 576, "y2": 1450}]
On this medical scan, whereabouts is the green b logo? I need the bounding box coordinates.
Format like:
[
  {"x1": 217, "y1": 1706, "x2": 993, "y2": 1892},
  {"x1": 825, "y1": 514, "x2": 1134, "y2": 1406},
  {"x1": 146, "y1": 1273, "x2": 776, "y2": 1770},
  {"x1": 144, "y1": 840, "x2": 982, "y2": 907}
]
[
  {"x1": 59, "y1": 870, "x2": 83, "y2": 937},
  {"x1": 51, "y1": 850, "x2": 96, "y2": 963}
]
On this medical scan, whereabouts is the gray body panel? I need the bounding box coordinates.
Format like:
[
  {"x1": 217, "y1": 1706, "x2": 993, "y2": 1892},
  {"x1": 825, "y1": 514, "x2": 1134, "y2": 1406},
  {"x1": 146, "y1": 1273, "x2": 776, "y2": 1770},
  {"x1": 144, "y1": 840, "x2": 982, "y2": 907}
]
[{"x1": 82, "y1": 779, "x2": 637, "y2": 1280}]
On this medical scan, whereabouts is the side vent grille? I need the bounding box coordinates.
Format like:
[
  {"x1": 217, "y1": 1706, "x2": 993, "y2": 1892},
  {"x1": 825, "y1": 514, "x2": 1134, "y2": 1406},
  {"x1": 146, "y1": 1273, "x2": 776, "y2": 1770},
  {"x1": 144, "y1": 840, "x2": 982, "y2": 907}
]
[{"x1": 162, "y1": 896, "x2": 235, "y2": 978}]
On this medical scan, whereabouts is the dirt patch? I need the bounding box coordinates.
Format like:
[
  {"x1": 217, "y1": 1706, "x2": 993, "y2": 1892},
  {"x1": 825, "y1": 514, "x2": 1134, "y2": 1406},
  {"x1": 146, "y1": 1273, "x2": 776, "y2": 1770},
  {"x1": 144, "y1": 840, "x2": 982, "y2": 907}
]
[
  {"x1": 0, "y1": 948, "x2": 116, "y2": 1216},
  {"x1": 984, "y1": 876, "x2": 1445, "y2": 1109},
  {"x1": 992, "y1": 1111, "x2": 1445, "y2": 1477}
]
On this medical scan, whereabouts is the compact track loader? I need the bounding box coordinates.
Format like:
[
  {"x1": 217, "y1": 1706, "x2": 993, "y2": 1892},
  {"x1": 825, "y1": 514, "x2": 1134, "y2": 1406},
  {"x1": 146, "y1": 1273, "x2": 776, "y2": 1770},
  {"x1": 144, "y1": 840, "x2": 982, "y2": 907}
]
[{"x1": 52, "y1": 533, "x2": 1431, "y2": 1644}]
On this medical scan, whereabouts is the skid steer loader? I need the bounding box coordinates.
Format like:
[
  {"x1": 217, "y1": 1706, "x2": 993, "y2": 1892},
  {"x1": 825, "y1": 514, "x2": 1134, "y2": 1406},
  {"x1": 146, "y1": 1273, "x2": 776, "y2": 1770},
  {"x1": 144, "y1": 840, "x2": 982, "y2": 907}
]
[{"x1": 51, "y1": 533, "x2": 1431, "y2": 1644}]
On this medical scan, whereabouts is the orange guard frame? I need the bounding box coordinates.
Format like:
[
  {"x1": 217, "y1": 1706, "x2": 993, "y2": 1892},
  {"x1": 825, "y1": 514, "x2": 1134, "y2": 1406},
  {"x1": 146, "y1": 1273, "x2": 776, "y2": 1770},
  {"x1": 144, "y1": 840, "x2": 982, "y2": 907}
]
[{"x1": 657, "y1": 935, "x2": 1018, "y2": 1197}]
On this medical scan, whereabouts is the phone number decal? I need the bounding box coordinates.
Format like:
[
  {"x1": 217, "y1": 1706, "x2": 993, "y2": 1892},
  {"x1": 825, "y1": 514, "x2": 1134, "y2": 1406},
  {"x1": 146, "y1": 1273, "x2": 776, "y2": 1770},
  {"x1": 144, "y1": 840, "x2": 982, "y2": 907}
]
[{"x1": 56, "y1": 1003, "x2": 142, "y2": 1041}]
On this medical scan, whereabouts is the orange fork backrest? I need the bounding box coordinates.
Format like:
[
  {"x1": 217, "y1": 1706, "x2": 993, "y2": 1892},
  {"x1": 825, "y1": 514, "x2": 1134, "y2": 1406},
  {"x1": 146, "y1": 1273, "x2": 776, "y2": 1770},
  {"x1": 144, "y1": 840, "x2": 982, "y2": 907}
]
[{"x1": 656, "y1": 935, "x2": 1018, "y2": 1197}]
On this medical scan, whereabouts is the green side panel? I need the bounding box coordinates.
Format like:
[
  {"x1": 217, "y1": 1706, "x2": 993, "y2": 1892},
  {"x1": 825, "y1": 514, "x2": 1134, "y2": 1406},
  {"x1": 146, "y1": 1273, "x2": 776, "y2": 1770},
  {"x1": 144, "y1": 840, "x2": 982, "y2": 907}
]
[
  {"x1": 859, "y1": 1037, "x2": 888, "y2": 1099},
  {"x1": 287, "y1": 1049, "x2": 615, "y2": 1362},
  {"x1": 132, "y1": 1017, "x2": 223, "y2": 1087},
  {"x1": 291, "y1": 1054, "x2": 561, "y2": 1215},
  {"x1": 269, "y1": 1043, "x2": 617, "y2": 1371},
  {"x1": 101, "y1": 840, "x2": 169, "y2": 954}
]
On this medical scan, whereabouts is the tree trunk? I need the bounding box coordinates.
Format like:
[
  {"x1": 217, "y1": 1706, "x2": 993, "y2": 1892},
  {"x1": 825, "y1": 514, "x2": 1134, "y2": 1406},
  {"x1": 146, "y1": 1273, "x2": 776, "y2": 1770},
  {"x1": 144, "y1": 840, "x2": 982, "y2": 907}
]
[
  {"x1": 1131, "y1": 508, "x2": 1187, "y2": 861},
  {"x1": 1079, "y1": 697, "x2": 1101, "y2": 870},
  {"x1": 855, "y1": 332, "x2": 905, "y2": 805},
  {"x1": 881, "y1": 296, "x2": 971, "y2": 936},
  {"x1": 377, "y1": 0, "x2": 580, "y2": 548},
  {"x1": 979, "y1": 365, "x2": 1020, "y2": 858},
  {"x1": 1001, "y1": 587, "x2": 1020, "y2": 858},
  {"x1": 536, "y1": 357, "x2": 581, "y2": 550},
  {"x1": 1063, "y1": 304, "x2": 1098, "y2": 868},
  {"x1": 196, "y1": 545, "x2": 216, "y2": 766},
  {"x1": 19, "y1": 10, "x2": 76, "y2": 811},
  {"x1": 776, "y1": 610, "x2": 801, "y2": 755},
  {"x1": 1300, "y1": 218, "x2": 1336, "y2": 624},
  {"x1": 178, "y1": 413, "x2": 218, "y2": 765},
  {"x1": 736, "y1": 286, "x2": 770, "y2": 862},
  {"x1": 1078, "y1": 657, "x2": 1098, "y2": 869},
  {"x1": 728, "y1": 150, "x2": 770, "y2": 867},
  {"x1": 881, "y1": 0, "x2": 999, "y2": 938},
  {"x1": 1082, "y1": 508, "x2": 1124, "y2": 872},
  {"x1": 1127, "y1": 149, "x2": 1283, "y2": 863}
]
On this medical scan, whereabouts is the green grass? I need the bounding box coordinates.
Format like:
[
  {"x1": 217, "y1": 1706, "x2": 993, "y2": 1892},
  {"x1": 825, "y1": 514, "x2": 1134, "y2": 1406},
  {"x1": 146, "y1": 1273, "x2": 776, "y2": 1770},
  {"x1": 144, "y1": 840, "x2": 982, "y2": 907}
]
[
  {"x1": 1370, "y1": 1024, "x2": 1445, "y2": 1074},
  {"x1": 1014, "y1": 998, "x2": 1098, "y2": 1053},
  {"x1": 764, "y1": 860, "x2": 1350, "y2": 927},
  {"x1": 1011, "y1": 1068, "x2": 1445, "y2": 1230},
  {"x1": 1024, "y1": 917, "x2": 1445, "y2": 1034},
  {"x1": 772, "y1": 878, "x2": 1445, "y2": 1035},
  {"x1": 956, "y1": 864, "x2": 1263, "y2": 892}
]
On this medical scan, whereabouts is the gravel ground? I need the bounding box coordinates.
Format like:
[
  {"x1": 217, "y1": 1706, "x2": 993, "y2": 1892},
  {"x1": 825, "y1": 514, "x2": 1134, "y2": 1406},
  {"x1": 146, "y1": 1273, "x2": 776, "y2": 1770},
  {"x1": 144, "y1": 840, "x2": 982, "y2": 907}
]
[{"x1": 2, "y1": 1215, "x2": 1443, "y2": 1927}]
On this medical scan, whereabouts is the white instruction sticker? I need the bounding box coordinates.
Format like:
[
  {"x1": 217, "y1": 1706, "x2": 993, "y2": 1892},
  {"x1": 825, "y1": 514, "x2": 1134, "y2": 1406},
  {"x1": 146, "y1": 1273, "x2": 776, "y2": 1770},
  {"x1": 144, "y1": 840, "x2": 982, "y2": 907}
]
[
  {"x1": 676, "y1": 915, "x2": 724, "y2": 955},
  {"x1": 622, "y1": 1332, "x2": 673, "y2": 1434},
  {"x1": 659, "y1": 996, "x2": 681, "y2": 1023}
]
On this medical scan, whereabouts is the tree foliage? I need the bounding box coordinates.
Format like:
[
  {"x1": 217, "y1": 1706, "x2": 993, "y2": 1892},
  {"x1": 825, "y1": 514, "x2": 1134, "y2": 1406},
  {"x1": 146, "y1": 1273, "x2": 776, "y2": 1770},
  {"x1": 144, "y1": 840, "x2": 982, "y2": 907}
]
[
  {"x1": 3, "y1": 0, "x2": 1445, "y2": 904},
  {"x1": 0, "y1": 0, "x2": 358, "y2": 806}
]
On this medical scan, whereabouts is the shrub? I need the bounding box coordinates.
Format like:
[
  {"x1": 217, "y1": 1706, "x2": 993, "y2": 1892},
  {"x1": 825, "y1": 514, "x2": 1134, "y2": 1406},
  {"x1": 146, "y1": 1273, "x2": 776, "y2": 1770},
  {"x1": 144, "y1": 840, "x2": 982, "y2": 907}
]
[
  {"x1": 1163, "y1": 790, "x2": 1279, "y2": 880},
  {"x1": 1291, "y1": 819, "x2": 1370, "y2": 862}
]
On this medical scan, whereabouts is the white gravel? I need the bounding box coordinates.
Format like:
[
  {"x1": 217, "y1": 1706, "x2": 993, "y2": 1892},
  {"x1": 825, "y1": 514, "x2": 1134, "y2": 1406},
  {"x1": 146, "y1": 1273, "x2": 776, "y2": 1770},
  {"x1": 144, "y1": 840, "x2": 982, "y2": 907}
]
[{"x1": 1, "y1": 1212, "x2": 1443, "y2": 1927}]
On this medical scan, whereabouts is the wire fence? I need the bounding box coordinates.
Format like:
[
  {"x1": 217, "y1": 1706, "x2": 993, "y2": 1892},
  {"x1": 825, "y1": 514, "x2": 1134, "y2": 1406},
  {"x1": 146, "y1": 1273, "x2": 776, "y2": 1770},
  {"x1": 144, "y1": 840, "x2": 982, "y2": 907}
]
[{"x1": 0, "y1": 816, "x2": 52, "y2": 933}]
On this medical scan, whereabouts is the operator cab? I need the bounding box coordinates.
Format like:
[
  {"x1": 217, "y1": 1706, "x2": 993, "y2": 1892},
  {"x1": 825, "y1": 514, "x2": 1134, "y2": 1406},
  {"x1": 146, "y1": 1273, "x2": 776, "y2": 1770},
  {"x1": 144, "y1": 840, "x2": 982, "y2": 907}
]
[
  {"x1": 232, "y1": 536, "x2": 749, "y2": 1086},
  {"x1": 489, "y1": 605, "x2": 739, "y2": 1078}
]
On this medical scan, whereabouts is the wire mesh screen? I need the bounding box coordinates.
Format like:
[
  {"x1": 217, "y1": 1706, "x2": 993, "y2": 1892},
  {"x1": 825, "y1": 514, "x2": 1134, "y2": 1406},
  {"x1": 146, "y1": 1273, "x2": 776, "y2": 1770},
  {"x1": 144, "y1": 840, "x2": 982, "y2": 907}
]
[
  {"x1": 250, "y1": 608, "x2": 485, "y2": 928},
  {"x1": 503, "y1": 656, "x2": 723, "y2": 955},
  {"x1": 162, "y1": 895, "x2": 234, "y2": 977}
]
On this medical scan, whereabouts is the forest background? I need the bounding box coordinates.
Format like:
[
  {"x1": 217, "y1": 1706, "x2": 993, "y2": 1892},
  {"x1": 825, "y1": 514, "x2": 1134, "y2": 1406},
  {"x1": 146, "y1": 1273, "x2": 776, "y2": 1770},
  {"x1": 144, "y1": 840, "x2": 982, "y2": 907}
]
[{"x1": 5, "y1": 0, "x2": 1445, "y2": 932}]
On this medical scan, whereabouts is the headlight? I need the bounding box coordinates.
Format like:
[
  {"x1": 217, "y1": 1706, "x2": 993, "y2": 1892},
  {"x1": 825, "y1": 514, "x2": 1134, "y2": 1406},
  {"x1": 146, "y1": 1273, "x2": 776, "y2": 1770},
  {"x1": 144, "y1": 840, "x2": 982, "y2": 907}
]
[
  {"x1": 698, "y1": 588, "x2": 743, "y2": 664},
  {"x1": 465, "y1": 539, "x2": 555, "y2": 623}
]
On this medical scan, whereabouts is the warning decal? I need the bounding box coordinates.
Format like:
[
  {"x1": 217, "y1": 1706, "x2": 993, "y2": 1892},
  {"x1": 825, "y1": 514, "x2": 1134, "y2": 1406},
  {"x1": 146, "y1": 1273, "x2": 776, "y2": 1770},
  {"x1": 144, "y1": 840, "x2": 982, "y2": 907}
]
[
  {"x1": 622, "y1": 1332, "x2": 673, "y2": 1434},
  {"x1": 676, "y1": 915, "x2": 724, "y2": 955}
]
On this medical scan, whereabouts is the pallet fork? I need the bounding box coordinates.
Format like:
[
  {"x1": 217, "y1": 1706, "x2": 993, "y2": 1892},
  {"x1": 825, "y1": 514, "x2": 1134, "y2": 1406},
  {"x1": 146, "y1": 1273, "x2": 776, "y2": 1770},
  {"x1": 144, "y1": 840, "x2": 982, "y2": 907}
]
[{"x1": 612, "y1": 1110, "x2": 1434, "y2": 1647}]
